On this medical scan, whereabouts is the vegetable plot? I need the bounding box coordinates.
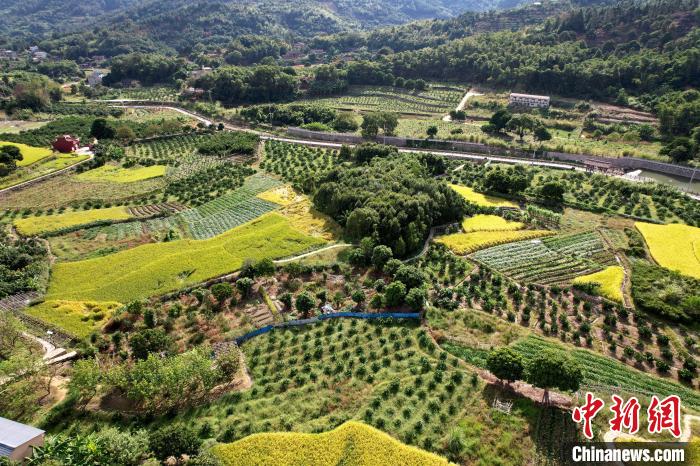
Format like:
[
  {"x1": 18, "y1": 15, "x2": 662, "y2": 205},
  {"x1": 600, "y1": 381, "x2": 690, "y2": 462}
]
[
  {"x1": 180, "y1": 174, "x2": 282, "y2": 239},
  {"x1": 472, "y1": 231, "x2": 615, "y2": 285}
]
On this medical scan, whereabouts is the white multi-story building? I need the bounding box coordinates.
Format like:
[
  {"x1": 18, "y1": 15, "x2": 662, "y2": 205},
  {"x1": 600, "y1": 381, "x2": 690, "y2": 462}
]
[{"x1": 509, "y1": 93, "x2": 550, "y2": 108}]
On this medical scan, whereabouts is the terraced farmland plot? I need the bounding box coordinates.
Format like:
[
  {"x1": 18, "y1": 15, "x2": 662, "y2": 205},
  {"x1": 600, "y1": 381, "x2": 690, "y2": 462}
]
[
  {"x1": 80, "y1": 221, "x2": 149, "y2": 242},
  {"x1": 125, "y1": 133, "x2": 209, "y2": 165},
  {"x1": 472, "y1": 231, "x2": 616, "y2": 285},
  {"x1": 46, "y1": 213, "x2": 325, "y2": 303},
  {"x1": 262, "y1": 141, "x2": 338, "y2": 184},
  {"x1": 179, "y1": 174, "x2": 283, "y2": 239},
  {"x1": 511, "y1": 335, "x2": 700, "y2": 410},
  {"x1": 99, "y1": 86, "x2": 180, "y2": 102},
  {"x1": 301, "y1": 85, "x2": 463, "y2": 115},
  {"x1": 81, "y1": 214, "x2": 184, "y2": 241},
  {"x1": 128, "y1": 202, "x2": 186, "y2": 218}
]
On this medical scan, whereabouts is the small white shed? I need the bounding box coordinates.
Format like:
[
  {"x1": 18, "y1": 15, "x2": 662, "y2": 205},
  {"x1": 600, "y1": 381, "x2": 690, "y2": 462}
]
[{"x1": 0, "y1": 417, "x2": 45, "y2": 461}]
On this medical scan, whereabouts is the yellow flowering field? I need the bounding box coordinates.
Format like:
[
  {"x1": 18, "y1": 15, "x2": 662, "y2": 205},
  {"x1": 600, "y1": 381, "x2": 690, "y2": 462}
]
[
  {"x1": 573, "y1": 265, "x2": 625, "y2": 303},
  {"x1": 449, "y1": 184, "x2": 518, "y2": 208},
  {"x1": 46, "y1": 212, "x2": 325, "y2": 303},
  {"x1": 24, "y1": 300, "x2": 121, "y2": 338},
  {"x1": 75, "y1": 164, "x2": 167, "y2": 183},
  {"x1": 212, "y1": 421, "x2": 452, "y2": 466},
  {"x1": 437, "y1": 229, "x2": 554, "y2": 255},
  {"x1": 0, "y1": 140, "x2": 53, "y2": 166},
  {"x1": 14, "y1": 206, "x2": 133, "y2": 236},
  {"x1": 461, "y1": 214, "x2": 524, "y2": 232},
  {"x1": 635, "y1": 222, "x2": 700, "y2": 279}
]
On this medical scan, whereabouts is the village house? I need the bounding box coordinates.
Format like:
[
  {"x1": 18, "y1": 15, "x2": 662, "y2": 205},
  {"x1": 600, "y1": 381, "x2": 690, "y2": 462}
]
[
  {"x1": 31, "y1": 51, "x2": 48, "y2": 62},
  {"x1": 87, "y1": 70, "x2": 104, "y2": 87},
  {"x1": 189, "y1": 67, "x2": 213, "y2": 80},
  {"x1": 0, "y1": 50, "x2": 17, "y2": 60},
  {"x1": 508, "y1": 93, "x2": 550, "y2": 109},
  {"x1": 183, "y1": 87, "x2": 206, "y2": 99},
  {"x1": 0, "y1": 417, "x2": 45, "y2": 462},
  {"x1": 52, "y1": 135, "x2": 81, "y2": 153}
]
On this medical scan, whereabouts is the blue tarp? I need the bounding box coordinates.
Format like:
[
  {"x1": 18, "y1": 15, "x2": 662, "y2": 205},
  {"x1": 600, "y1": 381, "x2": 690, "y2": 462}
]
[{"x1": 233, "y1": 312, "x2": 421, "y2": 345}]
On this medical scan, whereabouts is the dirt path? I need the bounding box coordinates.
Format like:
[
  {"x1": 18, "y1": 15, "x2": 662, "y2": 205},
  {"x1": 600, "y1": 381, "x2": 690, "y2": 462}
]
[
  {"x1": 442, "y1": 89, "x2": 483, "y2": 122},
  {"x1": 597, "y1": 229, "x2": 633, "y2": 308},
  {"x1": 273, "y1": 243, "x2": 353, "y2": 264},
  {"x1": 477, "y1": 367, "x2": 574, "y2": 409}
]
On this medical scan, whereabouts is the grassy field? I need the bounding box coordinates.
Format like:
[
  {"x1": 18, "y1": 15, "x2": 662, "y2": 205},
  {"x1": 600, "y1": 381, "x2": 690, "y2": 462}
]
[
  {"x1": 14, "y1": 207, "x2": 133, "y2": 236},
  {"x1": 0, "y1": 153, "x2": 90, "y2": 189},
  {"x1": 636, "y1": 222, "x2": 700, "y2": 279},
  {"x1": 0, "y1": 120, "x2": 48, "y2": 134},
  {"x1": 437, "y1": 230, "x2": 553, "y2": 255},
  {"x1": 461, "y1": 214, "x2": 524, "y2": 232},
  {"x1": 76, "y1": 164, "x2": 168, "y2": 183},
  {"x1": 572, "y1": 265, "x2": 625, "y2": 303},
  {"x1": 257, "y1": 185, "x2": 300, "y2": 206},
  {"x1": 212, "y1": 421, "x2": 452, "y2": 466},
  {"x1": 24, "y1": 300, "x2": 121, "y2": 338},
  {"x1": 279, "y1": 198, "x2": 341, "y2": 241},
  {"x1": 448, "y1": 184, "x2": 518, "y2": 208},
  {"x1": 46, "y1": 213, "x2": 326, "y2": 303},
  {"x1": 0, "y1": 174, "x2": 165, "y2": 209},
  {"x1": 0, "y1": 140, "x2": 53, "y2": 166}
]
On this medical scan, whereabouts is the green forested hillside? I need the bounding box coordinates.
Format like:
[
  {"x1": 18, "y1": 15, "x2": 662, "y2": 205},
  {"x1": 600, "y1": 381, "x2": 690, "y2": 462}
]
[{"x1": 0, "y1": 0, "x2": 532, "y2": 53}]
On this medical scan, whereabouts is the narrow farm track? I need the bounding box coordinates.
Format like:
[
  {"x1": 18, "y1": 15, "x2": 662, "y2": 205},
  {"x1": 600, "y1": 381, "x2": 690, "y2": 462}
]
[
  {"x1": 273, "y1": 243, "x2": 353, "y2": 264},
  {"x1": 597, "y1": 229, "x2": 633, "y2": 308}
]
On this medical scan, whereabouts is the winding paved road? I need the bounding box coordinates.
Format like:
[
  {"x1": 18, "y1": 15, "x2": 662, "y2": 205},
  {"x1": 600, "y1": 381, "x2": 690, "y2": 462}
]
[{"x1": 108, "y1": 102, "x2": 585, "y2": 171}]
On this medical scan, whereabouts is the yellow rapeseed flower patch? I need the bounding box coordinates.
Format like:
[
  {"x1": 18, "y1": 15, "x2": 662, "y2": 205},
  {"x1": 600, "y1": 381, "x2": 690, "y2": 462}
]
[
  {"x1": 75, "y1": 164, "x2": 167, "y2": 183},
  {"x1": 461, "y1": 214, "x2": 524, "y2": 232},
  {"x1": 0, "y1": 140, "x2": 53, "y2": 166},
  {"x1": 212, "y1": 421, "x2": 453, "y2": 466},
  {"x1": 573, "y1": 265, "x2": 625, "y2": 303},
  {"x1": 635, "y1": 222, "x2": 700, "y2": 279},
  {"x1": 449, "y1": 184, "x2": 518, "y2": 208},
  {"x1": 24, "y1": 300, "x2": 121, "y2": 338},
  {"x1": 437, "y1": 230, "x2": 554, "y2": 255},
  {"x1": 46, "y1": 213, "x2": 325, "y2": 303},
  {"x1": 256, "y1": 184, "x2": 300, "y2": 206},
  {"x1": 14, "y1": 206, "x2": 133, "y2": 236}
]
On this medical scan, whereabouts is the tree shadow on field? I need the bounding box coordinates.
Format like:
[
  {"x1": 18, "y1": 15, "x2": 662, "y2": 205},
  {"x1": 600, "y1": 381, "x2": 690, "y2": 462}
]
[{"x1": 480, "y1": 383, "x2": 582, "y2": 466}]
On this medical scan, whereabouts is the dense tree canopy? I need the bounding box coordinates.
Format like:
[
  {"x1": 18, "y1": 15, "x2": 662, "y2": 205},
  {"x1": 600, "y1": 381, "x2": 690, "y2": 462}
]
[
  {"x1": 103, "y1": 53, "x2": 188, "y2": 86},
  {"x1": 313, "y1": 148, "x2": 469, "y2": 256},
  {"x1": 194, "y1": 65, "x2": 299, "y2": 105}
]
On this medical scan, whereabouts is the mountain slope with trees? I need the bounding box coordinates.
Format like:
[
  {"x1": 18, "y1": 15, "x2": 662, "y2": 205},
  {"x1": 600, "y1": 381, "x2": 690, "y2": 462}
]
[{"x1": 0, "y1": 0, "x2": 534, "y2": 53}]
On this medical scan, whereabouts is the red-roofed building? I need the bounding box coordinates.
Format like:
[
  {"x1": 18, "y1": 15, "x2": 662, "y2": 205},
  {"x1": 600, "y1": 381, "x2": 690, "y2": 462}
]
[{"x1": 52, "y1": 135, "x2": 80, "y2": 153}]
